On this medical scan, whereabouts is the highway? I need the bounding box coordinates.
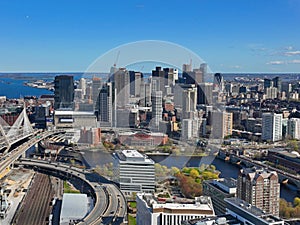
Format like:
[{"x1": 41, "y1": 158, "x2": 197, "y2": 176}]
[
  {"x1": 15, "y1": 158, "x2": 127, "y2": 225},
  {"x1": 0, "y1": 130, "x2": 65, "y2": 177}
]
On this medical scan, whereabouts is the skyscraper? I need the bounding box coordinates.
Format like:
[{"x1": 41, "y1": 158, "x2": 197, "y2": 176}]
[
  {"x1": 272, "y1": 76, "x2": 281, "y2": 93},
  {"x1": 197, "y1": 83, "x2": 213, "y2": 105},
  {"x1": 92, "y1": 77, "x2": 101, "y2": 107},
  {"x1": 96, "y1": 82, "x2": 112, "y2": 126},
  {"x1": 288, "y1": 118, "x2": 300, "y2": 140},
  {"x1": 54, "y1": 75, "x2": 74, "y2": 110},
  {"x1": 213, "y1": 73, "x2": 224, "y2": 92},
  {"x1": 237, "y1": 168, "x2": 280, "y2": 217},
  {"x1": 211, "y1": 111, "x2": 233, "y2": 139},
  {"x1": 262, "y1": 113, "x2": 282, "y2": 142},
  {"x1": 151, "y1": 91, "x2": 163, "y2": 130},
  {"x1": 78, "y1": 78, "x2": 86, "y2": 100},
  {"x1": 129, "y1": 71, "x2": 143, "y2": 96},
  {"x1": 182, "y1": 84, "x2": 197, "y2": 119},
  {"x1": 114, "y1": 68, "x2": 130, "y2": 107}
]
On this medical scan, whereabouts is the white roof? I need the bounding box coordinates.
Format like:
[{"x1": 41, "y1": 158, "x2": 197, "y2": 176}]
[
  {"x1": 55, "y1": 110, "x2": 95, "y2": 116},
  {"x1": 153, "y1": 202, "x2": 212, "y2": 211},
  {"x1": 60, "y1": 194, "x2": 89, "y2": 224}
]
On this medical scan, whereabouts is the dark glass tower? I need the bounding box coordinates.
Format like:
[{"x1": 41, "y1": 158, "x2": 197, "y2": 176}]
[{"x1": 54, "y1": 75, "x2": 74, "y2": 109}]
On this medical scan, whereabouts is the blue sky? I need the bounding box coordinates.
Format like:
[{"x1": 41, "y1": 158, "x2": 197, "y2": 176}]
[{"x1": 0, "y1": 0, "x2": 300, "y2": 73}]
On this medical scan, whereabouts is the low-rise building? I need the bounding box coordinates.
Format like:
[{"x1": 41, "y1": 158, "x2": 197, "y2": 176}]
[
  {"x1": 202, "y1": 178, "x2": 237, "y2": 215},
  {"x1": 225, "y1": 198, "x2": 284, "y2": 225},
  {"x1": 136, "y1": 193, "x2": 215, "y2": 225},
  {"x1": 117, "y1": 131, "x2": 168, "y2": 146},
  {"x1": 54, "y1": 110, "x2": 97, "y2": 129},
  {"x1": 60, "y1": 193, "x2": 93, "y2": 225}
]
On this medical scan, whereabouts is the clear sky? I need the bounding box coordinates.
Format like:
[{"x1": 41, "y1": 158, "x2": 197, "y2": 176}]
[{"x1": 0, "y1": 0, "x2": 300, "y2": 73}]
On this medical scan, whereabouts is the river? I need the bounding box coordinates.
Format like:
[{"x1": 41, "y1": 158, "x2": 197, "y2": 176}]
[{"x1": 81, "y1": 150, "x2": 299, "y2": 203}]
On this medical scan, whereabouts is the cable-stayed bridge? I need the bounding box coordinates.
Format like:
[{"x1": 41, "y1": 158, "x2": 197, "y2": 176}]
[{"x1": 0, "y1": 107, "x2": 35, "y2": 153}]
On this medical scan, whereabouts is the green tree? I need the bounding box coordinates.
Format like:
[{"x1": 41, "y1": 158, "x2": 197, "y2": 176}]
[
  {"x1": 171, "y1": 167, "x2": 180, "y2": 175},
  {"x1": 190, "y1": 169, "x2": 200, "y2": 179},
  {"x1": 294, "y1": 197, "x2": 300, "y2": 207}
]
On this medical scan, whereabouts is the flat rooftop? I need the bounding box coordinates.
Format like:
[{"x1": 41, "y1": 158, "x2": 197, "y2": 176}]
[
  {"x1": 225, "y1": 197, "x2": 264, "y2": 217},
  {"x1": 115, "y1": 150, "x2": 154, "y2": 164},
  {"x1": 55, "y1": 110, "x2": 95, "y2": 116},
  {"x1": 60, "y1": 193, "x2": 90, "y2": 224},
  {"x1": 225, "y1": 197, "x2": 283, "y2": 223}
]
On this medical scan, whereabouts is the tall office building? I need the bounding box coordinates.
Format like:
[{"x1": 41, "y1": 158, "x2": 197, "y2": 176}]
[
  {"x1": 152, "y1": 66, "x2": 165, "y2": 93},
  {"x1": 264, "y1": 77, "x2": 281, "y2": 93},
  {"x1": 151, "y1": 91, "x2": 163, "y2": 130},
  {"x1": 264, "y1": 78, "x2": 273, "y2": 90},
  {"x1": 54, "y1": 75, "x2": 74, "y2": 110},
  {"x1": 183, "y1": 66, "x2": 203, "y2": 85},
  {"x1": 92, "y1": 77, "x2": 101, "y2": 107},
  {"x1": 197, "y1": 83, "x2": 213, "y2": 105},
  {"x1": 96, "y1": 82, "x2": 112, "y2": 126},
  {"x1": 113, "y1": 150, "x2": 155, "y2": 196},
  {"x1": 266, "y1": 87, "x2": 278, "y2": 99},
  {"x1": 272, "y1": 76, "x2": 281, "y2": 93},
  {"x1": 114, "y1": 68, "x2": 130, "y2": 107},
  {"x1": 129, "y1": 71, "x2": 143, "y2": 96},
  {"x1": 262, "y1": 113, "x2": 282, "y2": 142},
  {"x1": 78, "y1": 78, "x2": 86, "y2": 99},
  {"x1": 211, "y1": 111, "x2": 233, "y2": 139},
  {"x1": 288, "y1": 118, "x2": 300, "y2": 140},
  {"x1": 163, "y1": 68, "x2": 178, "y2": 86},
  {"x1": 237, "y1": 168, "x2": 280, "y2": 217},
  {"x1": 182, "y1": 84, "x2": 197, "y2": 119},
  {"x1": 140, "y1": 81, "x2": 151, "y2": 107},
  {"x1": 213, "y1": 73, "x2": 224, "y2": 92},
  {"x1": 200, "y1": 63, "x2": 208, "y2": 78}
]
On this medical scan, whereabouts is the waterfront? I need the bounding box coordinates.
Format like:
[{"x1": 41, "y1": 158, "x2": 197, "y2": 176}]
[{"x1": 81, "y1": 149, "x2": 299, "y2": 203}]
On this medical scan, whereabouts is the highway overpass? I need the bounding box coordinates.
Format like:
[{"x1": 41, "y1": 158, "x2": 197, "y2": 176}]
[{"x1": 15, "y1": 158, "x2": 127, "y2": 225}]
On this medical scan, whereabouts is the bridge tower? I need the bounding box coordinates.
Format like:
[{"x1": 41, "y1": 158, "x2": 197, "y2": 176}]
[{"x1": 0, "y1": 107, "x2": 34, "y2": 153}]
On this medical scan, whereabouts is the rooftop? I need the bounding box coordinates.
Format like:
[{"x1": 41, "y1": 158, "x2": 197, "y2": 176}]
[
  {"x1": 60, "y1": 193, "x2": 90, "y2": 224},
  {"x1": 55, "y1": 110, "x2": 95, "y2": 116},
  {"x1": 182, "y1": 214, "x2": 242, "y2": 225},
  {"x1": 225, "y1": 197, "x2": 283, "y2": 223},
  {"x1": 138, "y1": 193, "x2": 214, "y2": 212},
  {"x1": 115, "y1": 150, "x2": 154, "y2": 164}
]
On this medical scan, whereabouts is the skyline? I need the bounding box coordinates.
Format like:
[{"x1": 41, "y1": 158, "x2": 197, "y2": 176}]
[{"x1": 0, "y1": 0, "x2": 300, "y2": 73}]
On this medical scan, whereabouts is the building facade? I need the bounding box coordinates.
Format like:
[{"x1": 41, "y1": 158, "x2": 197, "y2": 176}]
[
  {"x1": 211, "y1": 111, "x2": 233, "y2": 139},
  {"x1": 136, "y1": 193, "x2": 215, "y2": 225},
  {"x1": 202, "y1": 178, "x2": 237, "y2": 215},
  {"x1": 236, "y1": 168, "x2": 280, "y2": 217},
  {"x1": 113, "y1": 150, "x2": 155, "y2": 196},
  {"x1": 54, "y1": 75, "x2": 74, "y2": 109},
  {"x1": 225, "y1": 198, "x2": 284, "y2": 225},
  {"x1": 288, "y1": 117, "x2": 300, "y2": 140},
  {"x1": 262, "y1": 113, "x2": 282, "y2": 142}
]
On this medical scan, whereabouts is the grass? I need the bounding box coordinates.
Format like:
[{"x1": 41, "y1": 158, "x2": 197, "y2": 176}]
[
  {"x1": 128, "y1": 215, "x2": 136, "y2": 225},
  {"x1": 129, "y1": 201, "x2": 137, "y2": 208},
  {"x1": 63, "y1": 181, "x2": 80, "y2": 194}
]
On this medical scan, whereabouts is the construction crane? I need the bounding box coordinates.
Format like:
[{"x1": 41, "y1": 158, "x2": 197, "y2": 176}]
[{"x1": 113, "y1": 51, "x2": 120, "y2": 67}]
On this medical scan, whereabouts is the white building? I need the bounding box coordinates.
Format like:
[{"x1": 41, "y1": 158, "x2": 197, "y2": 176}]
[
  {"x1": 211, "y1": 111, "x2": 233, "y2": 139},
  {"x1": 113, "y1": 150, "x2": 155, "y2": 196},
  {"x1": 136, "y1": 193, "x2": 215, "y2": 225},
  {"x1": 54, "y1": 110, "x2": 97, "y2": 129},
  {"x1": 288, "y1": 118, "x2": 300, "y2": 140},
  {"x1": 262, "y1": 113, "x2": 282, "y2": 142},
  {"x1": 151, "y1": 91, "x2": 163, "y2": 130},
  {"x1": 60, "y1": 193, "x2": 93, "y2": 225},
  {"x1": 182, "y1": 119, "x2": 200, "y2": 140}
]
